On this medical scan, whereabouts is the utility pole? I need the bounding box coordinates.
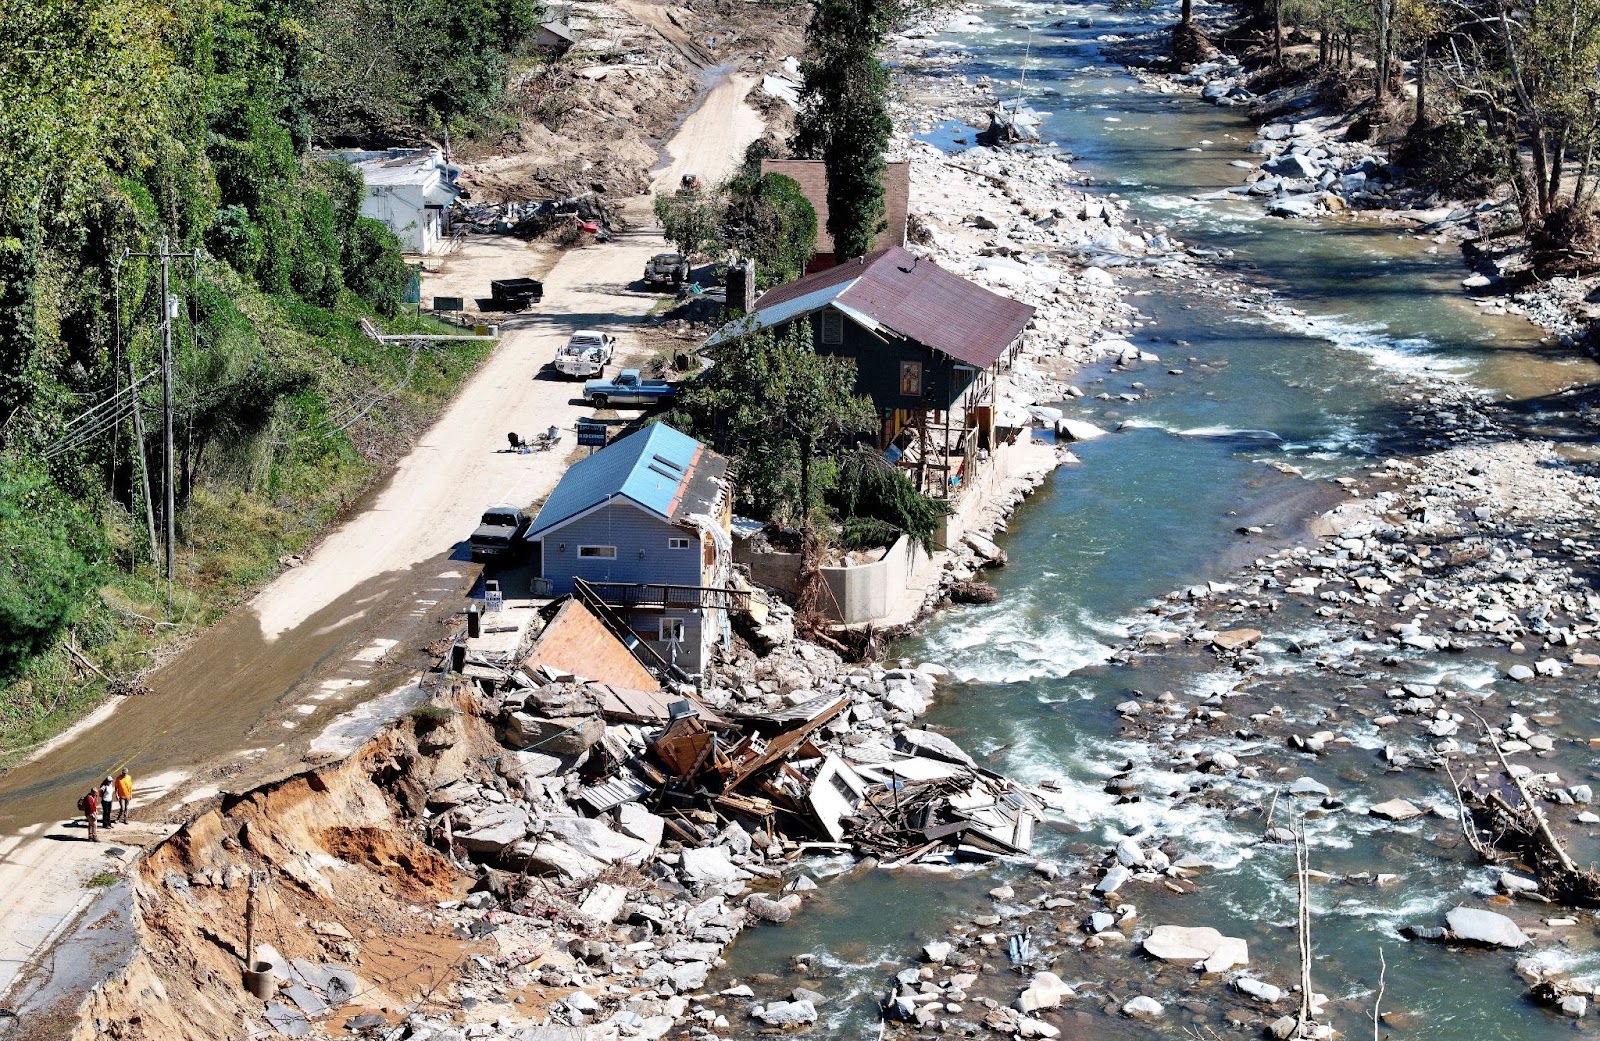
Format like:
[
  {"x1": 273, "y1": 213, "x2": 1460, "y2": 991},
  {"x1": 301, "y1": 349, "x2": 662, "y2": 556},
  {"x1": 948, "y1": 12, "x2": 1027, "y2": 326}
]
[
  {"x1": 123, "y1": 235, "x2": 198, "y2": 611},
  {"x1": 160, "y1": 235, "x2": 175, "y2": 598}
]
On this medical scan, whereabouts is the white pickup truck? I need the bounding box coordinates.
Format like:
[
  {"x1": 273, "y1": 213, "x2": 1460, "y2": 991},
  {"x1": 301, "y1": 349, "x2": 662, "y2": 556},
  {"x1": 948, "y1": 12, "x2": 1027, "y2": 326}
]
[{"x1": 555, "y1": 331, "x2": 615, "y2": 379}]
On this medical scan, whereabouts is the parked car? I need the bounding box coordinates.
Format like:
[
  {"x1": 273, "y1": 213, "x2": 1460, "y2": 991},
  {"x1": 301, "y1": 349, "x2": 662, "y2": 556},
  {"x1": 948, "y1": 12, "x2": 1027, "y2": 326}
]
[
  {"x1": 584, "y1": 369, "x2": 676, "y2": 408},
  {"x1": 469, "y1": 506, "x2": 531, "y2": 562},
  {"x1": 490, "y1": 278, "x2": 544, "y2": 311},
  {"x1": 643, "y1": 252, "x2": 691, "y2": 289},
  {"x1": 555, "y1": 330, "x2": 615, "y2": 379}
]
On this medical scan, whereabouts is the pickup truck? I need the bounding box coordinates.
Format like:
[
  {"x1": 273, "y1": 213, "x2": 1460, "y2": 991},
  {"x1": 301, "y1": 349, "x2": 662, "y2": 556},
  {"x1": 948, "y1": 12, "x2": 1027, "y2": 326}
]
[
  {"x1": 469, "y1": 506, "x2": 531, "y2": 562},
  {"x1": 643, "y1": 252, "x2": 691, "y2": 288},
  {"x1": 555, "y1": 330, "x2": 614, "y2": 379},
  {"x1": 584, "y1": 369, "x2": 676, "y2": 408}
]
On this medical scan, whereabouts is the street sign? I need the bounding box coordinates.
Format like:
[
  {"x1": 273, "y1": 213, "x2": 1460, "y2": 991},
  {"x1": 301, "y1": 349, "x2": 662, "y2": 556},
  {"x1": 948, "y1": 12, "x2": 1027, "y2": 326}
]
[{"x1": 433, "y1": 296, "x2": 464, "y2": 311}]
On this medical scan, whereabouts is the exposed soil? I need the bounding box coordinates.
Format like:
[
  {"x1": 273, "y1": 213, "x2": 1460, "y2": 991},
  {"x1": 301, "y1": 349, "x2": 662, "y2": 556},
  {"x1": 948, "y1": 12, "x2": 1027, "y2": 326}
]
[{"x1": 458, "y1": 0, "x2": 804, "y2": 203}]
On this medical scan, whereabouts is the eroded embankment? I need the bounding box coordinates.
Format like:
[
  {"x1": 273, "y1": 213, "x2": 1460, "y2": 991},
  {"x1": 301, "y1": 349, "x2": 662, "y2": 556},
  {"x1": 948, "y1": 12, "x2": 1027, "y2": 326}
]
[{"x1": 75, "y1": 705, "x2": 481, "y2": 1041}]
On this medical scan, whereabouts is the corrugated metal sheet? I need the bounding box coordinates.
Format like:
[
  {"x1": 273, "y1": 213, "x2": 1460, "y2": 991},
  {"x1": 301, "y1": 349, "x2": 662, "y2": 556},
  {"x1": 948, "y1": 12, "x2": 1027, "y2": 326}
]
[
  {"x1": 578, "y1": 771, "x2": 651, "y2": 812},
  {"x1": 743, "y1": 248, "x2": 1035, "y2": 370},
  {"x1": 526, "y1": 425, "x2": 727, "y2": 540}
]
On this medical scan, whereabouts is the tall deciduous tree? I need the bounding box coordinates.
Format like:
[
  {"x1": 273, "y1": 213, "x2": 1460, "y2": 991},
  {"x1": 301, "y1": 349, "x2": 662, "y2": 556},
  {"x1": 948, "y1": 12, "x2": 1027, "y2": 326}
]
[{"x1": 665, "y1": 321, "x2": 874, "y2": 520}]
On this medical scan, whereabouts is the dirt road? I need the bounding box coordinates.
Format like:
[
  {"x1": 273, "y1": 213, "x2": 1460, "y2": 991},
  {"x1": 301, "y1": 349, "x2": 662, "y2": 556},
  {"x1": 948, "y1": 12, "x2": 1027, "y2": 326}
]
[{"x1": 0, "y1": 71, "x2": 764, "y2": 1006}]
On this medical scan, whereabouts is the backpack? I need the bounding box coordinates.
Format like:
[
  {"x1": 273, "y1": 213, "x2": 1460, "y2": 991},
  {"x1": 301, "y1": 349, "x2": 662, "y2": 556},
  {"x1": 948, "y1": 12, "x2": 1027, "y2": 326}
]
[{"x1": 77, "y1": 795, "x2": 90, "y2": 814}]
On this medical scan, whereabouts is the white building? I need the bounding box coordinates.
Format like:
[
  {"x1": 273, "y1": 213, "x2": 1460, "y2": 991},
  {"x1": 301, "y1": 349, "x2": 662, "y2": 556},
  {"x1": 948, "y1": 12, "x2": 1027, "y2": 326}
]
[{"x1": 329, "y1": 148, "x2": 461, "y2": 254}]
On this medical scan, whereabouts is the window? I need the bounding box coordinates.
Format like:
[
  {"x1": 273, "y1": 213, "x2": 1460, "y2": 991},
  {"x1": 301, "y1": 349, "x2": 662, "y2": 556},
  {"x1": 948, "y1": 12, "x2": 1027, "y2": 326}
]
[
  {"x1": 821, "y1": 310, "x2": 844, "y2": 344},
  {"x1": 659, "y1": 618, "x2": 685, "y2": 642},
  {"x1": 578, "y1": 545, "x2": 616, "y2": 559},
  {"x1": 668, "y1": 537, "x2": 691, "y2": 550},
  {"x1": 900, "y1": 360, "x2": 923, "y2": 397}
]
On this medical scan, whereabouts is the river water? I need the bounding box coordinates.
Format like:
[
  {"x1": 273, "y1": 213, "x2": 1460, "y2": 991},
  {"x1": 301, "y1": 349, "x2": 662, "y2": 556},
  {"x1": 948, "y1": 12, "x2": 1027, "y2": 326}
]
[{"x1": 715, "y1": 2, "x2": 1600, "y2": 1038}]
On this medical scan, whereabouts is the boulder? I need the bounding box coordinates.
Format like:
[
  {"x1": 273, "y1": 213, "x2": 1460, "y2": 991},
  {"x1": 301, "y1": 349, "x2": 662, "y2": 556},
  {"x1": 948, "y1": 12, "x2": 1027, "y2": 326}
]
[
  {"x1": 1264, "y1": 152, "x2": 1323, "y2": 179},
  {"x1": 681, "y1": 846, "x2": 740, "y2": 886},
  {"x1": 754, "y1": 1000, "x2": 817, "y2": 1026},
  {"x1": 745, "y1": 894, "x2": 792, "y2": 923},
  {"x1": 454, "y1": 805, "x2": 531, "y2": 855},
  {"x1": 1142, "y1": 925, "x2": 1249, "y2": 971},
  {"x1": 540, "y1": 816, "x2": 652, "y2": 865},
  {"x1": 502, "y1": 713, "x2": 602, "y2": 756},
  {"x1": 1096, "y1": 865, "x2": 1131, "y2": 894},
  {"x1": 897, "y1": 729, "x2": 977, "y2": 768},
  {"x1": 1056, "y1": 418, "x2": 1108, "y2": 442},
  {"x1": 1122, "y1": 996, "x2": 1165, "y2": 1019},
  {"x1": 1235, "y1": 977, "x2": 1283, "y2": 1003},
  {"x1": 1016, "y1": 971, "x2": 1074, "y2": 1012},
  {"x1": 1016, "y1": 1016, "x2": 1060, "y2": 1039},
  {"x1": 923, "y1": 942, "x2": 952, "y2": 965},
  {"x1": 507, "y1": 838, "x2": 607, "y2": 883},
  {"x1": 1446, "y1": 906, "x2": 1530, "y2": 948},
  {"x1": 617, "y1": 803, "x2": 667, "y2": 847},
  {"x1": 1211, "y1": 629, "x2": 1263, "y2": 652},
  {"x1": 1289, "y1": 777, "x2": 1330, "y2": 798},
  {"x1": 1369, "y1": 799, "x2": 1423, "y2": 822}
]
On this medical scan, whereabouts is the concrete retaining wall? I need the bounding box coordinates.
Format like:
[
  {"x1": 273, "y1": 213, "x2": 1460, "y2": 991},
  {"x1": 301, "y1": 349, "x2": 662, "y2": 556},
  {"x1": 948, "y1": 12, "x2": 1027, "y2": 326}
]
[{"x1": 735, "y1": 535, "x2": 928, "y2": 625}]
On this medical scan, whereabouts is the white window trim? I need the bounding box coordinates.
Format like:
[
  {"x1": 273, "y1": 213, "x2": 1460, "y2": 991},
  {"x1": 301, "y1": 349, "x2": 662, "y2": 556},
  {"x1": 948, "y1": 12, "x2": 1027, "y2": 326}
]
[
  {"x1": 659, "y1": 618, "x2": 685, "y2": 641},
  {"x1": 578, "y1": 545, "x2": 616, "y2": 559},
  {"x1": 667, "y1": 536, "x2": 692, "y2": 549}
]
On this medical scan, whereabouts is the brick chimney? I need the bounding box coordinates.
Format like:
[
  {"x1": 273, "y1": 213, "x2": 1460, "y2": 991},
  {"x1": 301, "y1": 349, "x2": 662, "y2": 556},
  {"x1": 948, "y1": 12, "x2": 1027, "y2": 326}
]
[{"x1": 725, "y1": 258, "x2": 756, "y2": 315}]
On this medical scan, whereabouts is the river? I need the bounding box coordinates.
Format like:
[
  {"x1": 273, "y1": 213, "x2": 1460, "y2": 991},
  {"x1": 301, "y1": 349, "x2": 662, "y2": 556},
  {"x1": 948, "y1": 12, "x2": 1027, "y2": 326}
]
[{"x1": 713, "y1": 2, "x2": 1600, "y2": 1038}]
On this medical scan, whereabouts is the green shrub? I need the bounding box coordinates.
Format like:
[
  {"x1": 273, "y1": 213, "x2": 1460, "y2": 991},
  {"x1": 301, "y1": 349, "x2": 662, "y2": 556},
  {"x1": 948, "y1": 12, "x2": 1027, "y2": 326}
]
[
  {"x1": 1395, "y1": 116, "x2": 1507, "y2": 198},
  {"x1": 344, "y1": 217, "x2": 412, "y2": 317},
  {"x1": 0, "y1": 461, "x2": 106, "y2": 680},
  {"x1": 207, "y1": 204, "x2": 265, "y2": 277}
]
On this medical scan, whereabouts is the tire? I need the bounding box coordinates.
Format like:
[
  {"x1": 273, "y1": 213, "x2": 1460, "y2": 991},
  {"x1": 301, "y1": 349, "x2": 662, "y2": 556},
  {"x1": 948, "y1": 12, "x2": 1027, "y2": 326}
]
[{"x1": 592, "y1": 394, "x2": 608, "y2": 408}]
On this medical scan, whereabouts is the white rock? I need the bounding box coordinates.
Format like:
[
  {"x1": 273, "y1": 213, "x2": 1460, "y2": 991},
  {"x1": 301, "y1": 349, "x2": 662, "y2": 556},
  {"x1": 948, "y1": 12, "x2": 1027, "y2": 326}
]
[
  {"x1": 1016, "y1": 971, "x2": 1074, "y2": 1012},
  {"x1": 1446, "y1": 906, "x2": 1530, "y2": 948},
  {"x1": 1122, "y1": 995, "x2": 1165, "y2": 1019}
]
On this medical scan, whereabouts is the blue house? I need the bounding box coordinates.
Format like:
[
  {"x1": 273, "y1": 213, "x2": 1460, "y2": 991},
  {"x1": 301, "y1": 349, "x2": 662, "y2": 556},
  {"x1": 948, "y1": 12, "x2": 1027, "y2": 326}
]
[{"x1": 523, "y1": 424, "x2": 733, "y2": 675}]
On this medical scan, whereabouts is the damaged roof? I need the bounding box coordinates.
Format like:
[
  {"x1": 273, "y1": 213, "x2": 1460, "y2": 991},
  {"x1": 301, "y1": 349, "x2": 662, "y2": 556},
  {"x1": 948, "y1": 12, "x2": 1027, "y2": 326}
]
[
  {"x1": 525, "y1": 600, "x2": 662, "y2": 692},
  {"x1": 704, "y1": 246, "x2": 1036, "y2": 370},
  {"x1": 525, "y1": 423, "x2": 727, "y2": 540}
]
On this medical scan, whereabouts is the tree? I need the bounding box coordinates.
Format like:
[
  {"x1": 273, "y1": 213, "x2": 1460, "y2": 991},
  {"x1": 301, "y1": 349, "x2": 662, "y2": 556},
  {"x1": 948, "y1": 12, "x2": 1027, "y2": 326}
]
[
  {"x1": 0, "y1": 461, "x2": 106, "y2": 679},
  {"x1": 665, "y1": 321, "x2": 874, "y2": 520},
  {"x1": 654, "y1": 186, "x2": 722, "y2": 261},
  {"x1": 720, "y1": 172, "x2": 818, "y2": 288},
  {"x1": 792, "y1": 0, "x2": 896, "y2": 259}
]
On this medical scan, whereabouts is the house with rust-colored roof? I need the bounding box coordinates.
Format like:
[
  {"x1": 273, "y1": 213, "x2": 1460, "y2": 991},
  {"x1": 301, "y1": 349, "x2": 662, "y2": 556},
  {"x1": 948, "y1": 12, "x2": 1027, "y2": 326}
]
[
  {"x1": 703, "y1": 247, "x2": 1035, "y2": 500},
  {"x1": 760, "y1": 159, "x2": 910, "y2": 272}
]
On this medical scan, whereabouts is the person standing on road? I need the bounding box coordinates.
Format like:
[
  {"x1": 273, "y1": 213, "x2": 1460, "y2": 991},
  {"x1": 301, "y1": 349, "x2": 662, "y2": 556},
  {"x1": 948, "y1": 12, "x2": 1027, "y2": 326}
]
[
  {"x1": 114, "y1": 769, "x2": 134, "y2": 824},
  {"x1": 99, "y1": 776, "x2": 114, "y2": 831},
  {"x1": 81, "y1": 788, "x2": 100, "y2": 842}
]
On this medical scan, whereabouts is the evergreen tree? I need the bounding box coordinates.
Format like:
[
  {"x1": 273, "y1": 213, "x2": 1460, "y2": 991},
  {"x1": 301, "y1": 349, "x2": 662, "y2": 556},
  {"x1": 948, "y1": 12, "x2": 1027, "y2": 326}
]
[{"x1": 792, "y1": 0, "x2": 895, "y2": 259}]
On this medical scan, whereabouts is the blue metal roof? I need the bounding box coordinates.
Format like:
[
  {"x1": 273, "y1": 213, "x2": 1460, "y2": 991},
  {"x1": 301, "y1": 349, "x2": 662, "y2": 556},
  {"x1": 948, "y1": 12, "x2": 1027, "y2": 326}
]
[{"x1": 525, "y1": 423, "x2": 705, "y2": 540}]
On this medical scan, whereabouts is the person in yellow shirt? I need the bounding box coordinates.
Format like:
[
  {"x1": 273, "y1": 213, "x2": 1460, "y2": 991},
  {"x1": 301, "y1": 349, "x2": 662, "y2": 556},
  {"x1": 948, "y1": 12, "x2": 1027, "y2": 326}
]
[{"x1": 113, "y1": 768, "x2": 134, "y2": 824}]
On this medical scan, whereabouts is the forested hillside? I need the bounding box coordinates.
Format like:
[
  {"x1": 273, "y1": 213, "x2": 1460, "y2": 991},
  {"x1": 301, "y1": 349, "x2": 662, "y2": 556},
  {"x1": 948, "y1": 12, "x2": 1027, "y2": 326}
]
[{"x1": 0, "y1": 0, "x2": 539, "y2": 753}]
